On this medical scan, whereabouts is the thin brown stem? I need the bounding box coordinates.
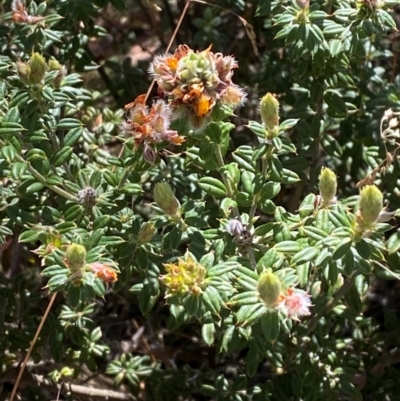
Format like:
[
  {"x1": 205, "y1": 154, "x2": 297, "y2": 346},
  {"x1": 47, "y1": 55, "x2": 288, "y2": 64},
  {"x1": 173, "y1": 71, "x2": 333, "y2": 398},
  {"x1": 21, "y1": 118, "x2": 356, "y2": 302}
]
[{"x1": 9, "y1": 292, "x2": 58, "y2": 401}]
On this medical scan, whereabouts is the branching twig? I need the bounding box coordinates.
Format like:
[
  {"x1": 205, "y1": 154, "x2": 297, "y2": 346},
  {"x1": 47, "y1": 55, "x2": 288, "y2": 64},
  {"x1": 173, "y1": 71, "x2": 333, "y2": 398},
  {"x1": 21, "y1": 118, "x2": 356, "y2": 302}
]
[
  {"x1": 5, "y1": 367, "x2": 136, "y2": 400},
  {"x1": 9, "y1": 292, "x2": 58, "y2": 401}
]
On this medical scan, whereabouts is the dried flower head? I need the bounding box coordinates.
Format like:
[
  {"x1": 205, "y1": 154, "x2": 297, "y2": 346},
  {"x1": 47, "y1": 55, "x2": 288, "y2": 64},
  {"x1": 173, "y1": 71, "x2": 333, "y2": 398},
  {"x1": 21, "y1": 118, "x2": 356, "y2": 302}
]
[
  {"x1": 89, "y1": 262, "x2": 118, "y2": 283},
  {"x1": 12, "y1": 0, "x2": 44, "y2": 24},
  {"x1": 149, "y1": 45, "x2": 247, "y2": 131},
  {"x1": 160, "y1": 253, "x2": 207, "y2": 297},
  {"x1": 122, "y1": 94, "x2": 185, "y2": 162},
  {"x1": 78, "y1": 186, "x2": 97, "y2": 206}
]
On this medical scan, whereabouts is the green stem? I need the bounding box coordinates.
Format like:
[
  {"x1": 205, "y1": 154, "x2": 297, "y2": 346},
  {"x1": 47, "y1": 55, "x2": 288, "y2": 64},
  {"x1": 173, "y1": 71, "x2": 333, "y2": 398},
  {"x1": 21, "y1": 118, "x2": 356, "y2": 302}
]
[
  {"x1": 214, "y1": 144, "x2": 239, "y2": 217},
  {"x1": 8, "y1": 148, "x2": 79, "y2": 202},
  {"x1": 246, "y1": 146, "x2": 274, "y2": 231}
]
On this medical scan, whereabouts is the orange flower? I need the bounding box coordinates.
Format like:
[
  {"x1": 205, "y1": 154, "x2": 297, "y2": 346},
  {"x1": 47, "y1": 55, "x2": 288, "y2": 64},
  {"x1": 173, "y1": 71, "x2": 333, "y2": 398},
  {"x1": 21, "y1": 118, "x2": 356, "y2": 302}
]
[
  {"x1": 121, "y1": 95, "x2": 185, "y2": 162},
  {"x1": 12, "y1": 0, "x2": 43, "y2": 24},
  {"x1": 90, "y1": 262, "x2": 118, "y2": 283},
  {"x1": 150, "y1": 44, "x2": 247, "y2": 131}
]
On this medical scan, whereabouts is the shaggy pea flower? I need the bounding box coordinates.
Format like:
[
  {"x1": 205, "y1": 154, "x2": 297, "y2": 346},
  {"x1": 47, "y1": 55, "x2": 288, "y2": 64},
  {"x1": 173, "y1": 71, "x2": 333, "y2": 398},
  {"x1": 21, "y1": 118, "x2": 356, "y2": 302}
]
[
  {"x1": 280, "y1": 288, "x2": 312, "y2": 321},
  {"x1": 149, "y1": 44, "x2": 247, "y2": 131},
  {"x1": 121, "y1": 94, "x2": 185, "y2": 163},
  {"x1": 89, "y1": 262, "x2": 118, "y2": 284},
  {"x1": 160, "y1": 253, "x2": 207, "y2": 297}
]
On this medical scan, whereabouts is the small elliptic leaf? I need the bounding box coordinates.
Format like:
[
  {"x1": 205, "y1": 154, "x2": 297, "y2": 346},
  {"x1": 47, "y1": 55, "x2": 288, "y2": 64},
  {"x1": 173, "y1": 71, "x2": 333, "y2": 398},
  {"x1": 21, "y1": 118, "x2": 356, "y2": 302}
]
[
  {"x1": 260, "y1": 311, "x2": 280, "y2": 343},
  {"x1": 332, "y1": 238, "x2": 352, "y2": 260},
  {"x1": 201, "y1": 323, "x2": 215, "y2": 346},
  {"x1": 53, "y1": 146, "x2": 74, "y2": 167},
  {"x1": 57, "y1": 118, "x2": 82, "y2": 130},
  {"x1": 19, "y1": 230, "x2": 40, "y2": 243},
  {"x1": 199, "y1": 177, "x2": 227, "y2": 197}
]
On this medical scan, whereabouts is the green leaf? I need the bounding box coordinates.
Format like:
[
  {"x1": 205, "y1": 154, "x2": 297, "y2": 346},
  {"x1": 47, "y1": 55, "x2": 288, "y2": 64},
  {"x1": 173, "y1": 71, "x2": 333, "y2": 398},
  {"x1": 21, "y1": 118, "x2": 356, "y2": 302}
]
[
  {"x1": 274, "y1": 241, "x2": 302, "y2": 253},
  {"x1": 64, "y1": 126, "x2": 83, "y2": 147},
  {"x1": 292, "y1": 247, "x2": 320, "y2": 265},
  {"x1": 52, "y1": 146, "x2": 73, "y2": 167},
  {"x1": 386, "y1": 231, "x2": 400, "y2": 254},
  {"x1": 57, "y1": 118, "x2": 82, "y2": 129},
  {"x1": 199, "y1": 177, "x2": 227, "y2": 197},
  {"x1": 260, "y1": 311, "x2": 280, "y2": 343},
  {"x1": 332, "y1": 238, "x2": 352, "y2": 260},
  {"x1": 19, "y1": 230, "x2": 40, "y2": 243},
  {"x1": 201, "y1": 323, "x2": 215, "y2": 346}
]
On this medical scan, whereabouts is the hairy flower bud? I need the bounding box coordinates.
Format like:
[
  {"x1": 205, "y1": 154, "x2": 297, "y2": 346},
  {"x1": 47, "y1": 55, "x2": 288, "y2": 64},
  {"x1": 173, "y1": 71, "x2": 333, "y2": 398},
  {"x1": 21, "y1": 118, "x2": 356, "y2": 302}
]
[
  {"x1": 28, "y1": 52, "x2": 47, "y2": 84},
  {"x1": 153, "y1": 182, "x2": 180, "y2": 218},
  {"x1": 260, "y1": 93, "x2": 280, "y2": 139},
  {"x1": 16, "y1": 61, "x2": 30, "y2": 85},
  {"x1": 257, "y1": 270, "x2": 282, "y2": 307},
  {"x1": 65, "y1": 243, "x2": 87, "y2": 271},
  {"x1": 137, "y1": 222, "x2": 156, "y2": 245},
  {"x1": 296, "y1": 0, "x2": 310, "y2": 9},
  {"x1": 318, "y1": 167, "x2": 337, "y2": 207},
  {"x1": 358, "y1": 185, "x2": 383, "y2": 229}
]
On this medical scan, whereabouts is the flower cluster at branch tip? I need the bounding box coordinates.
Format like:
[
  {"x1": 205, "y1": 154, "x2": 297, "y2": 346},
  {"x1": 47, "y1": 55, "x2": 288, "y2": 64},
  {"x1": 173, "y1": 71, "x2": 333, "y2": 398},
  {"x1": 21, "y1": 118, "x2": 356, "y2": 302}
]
[
  {"x1": 121, "y1": 94, "x2": 185, "y2": 163},
  {"x1": 257, "y1": 270, "x2": 312, "y2": 320},
  {"x1": 160, "y1": 253, "x2": 207, "y2": 298},
  {"x1": 150, "y1": 44, "x2": 247, "y2": 131}
]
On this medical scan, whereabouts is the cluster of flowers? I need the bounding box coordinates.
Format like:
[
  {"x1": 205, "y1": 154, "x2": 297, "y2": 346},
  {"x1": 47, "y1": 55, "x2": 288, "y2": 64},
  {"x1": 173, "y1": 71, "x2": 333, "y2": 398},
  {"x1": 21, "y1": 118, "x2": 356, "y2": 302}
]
[{"x1": 121, "y1": 45, "x2": 246, "y2": 163}]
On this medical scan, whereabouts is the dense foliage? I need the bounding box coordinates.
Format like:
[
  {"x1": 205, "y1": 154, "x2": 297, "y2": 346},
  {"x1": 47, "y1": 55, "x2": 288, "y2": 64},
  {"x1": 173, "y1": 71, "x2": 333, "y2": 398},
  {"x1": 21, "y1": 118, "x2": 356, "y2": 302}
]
[{"x1": 1, "y1": 0, "x2": 400, "y2": 400}]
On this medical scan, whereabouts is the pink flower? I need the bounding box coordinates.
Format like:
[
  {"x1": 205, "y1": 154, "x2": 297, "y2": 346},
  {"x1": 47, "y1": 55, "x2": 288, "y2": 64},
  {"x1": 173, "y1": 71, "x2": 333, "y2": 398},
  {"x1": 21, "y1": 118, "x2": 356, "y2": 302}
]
[
  {"x1": 89, "y1": 262, "x2": 118, "y2": 283},
  {"x1": 280, "y1": 288, "x2": 312, "y2": 320}
]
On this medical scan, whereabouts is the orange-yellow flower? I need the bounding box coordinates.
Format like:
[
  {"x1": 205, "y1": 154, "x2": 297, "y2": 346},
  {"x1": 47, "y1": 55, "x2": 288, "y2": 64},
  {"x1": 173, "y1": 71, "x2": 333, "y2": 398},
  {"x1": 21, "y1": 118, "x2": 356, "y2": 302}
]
[
  {"x1": 90, "y1": 262, "x2": 118, "y2": 283},
  {"x1": 149, "y1": 44, "x2": 247, "y2": 131},
  {"x1": 121, "y1": 94, "x2": 185, "y2": 162}
]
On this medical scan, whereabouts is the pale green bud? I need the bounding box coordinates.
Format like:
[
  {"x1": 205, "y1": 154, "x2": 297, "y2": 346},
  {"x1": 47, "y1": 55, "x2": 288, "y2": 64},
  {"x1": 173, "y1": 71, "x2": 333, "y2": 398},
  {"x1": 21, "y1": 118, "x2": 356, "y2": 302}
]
[
  {"x1": 257, "y1": 270, "x2": 282, "y2": 307},
  {"x1": 137, "y1": 222, "x2": 156, "y2": 245},
  {"x1": 358, "y1": 185, "x2": 383, "y2": 229},
  {"x1": 153, "y1": 182, "x2": 180, "y2": 218},
  {"x1": 260, "y1": 93, "x2": 280, "y2": 135},
  {"x1": 48, "y1": 57, "x2": 62, "y2": 71},
  {"x1": 318, "y1": 167, "x2": 337, "y2": 207},
  {"x1": 16, "y1": 61, "x2": 30, "y2": 85},
  {"x1": 65, "y1": 243, "x2": 87, "y2": 271},
  {"x1": 28, "y1": 53, "x2": 47, "y2": 84}
]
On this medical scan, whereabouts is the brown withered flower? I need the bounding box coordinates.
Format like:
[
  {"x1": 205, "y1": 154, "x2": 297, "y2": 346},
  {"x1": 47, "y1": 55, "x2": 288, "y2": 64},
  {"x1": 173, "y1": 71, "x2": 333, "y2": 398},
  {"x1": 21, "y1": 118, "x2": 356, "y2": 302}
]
[
  {"x1": 12, "y1": 0, "x2": 44, "y2": 24},
  {"x1": 149, "y1": 45, "x2": 247, "y2": 131},
  {"x1": 121, "y1": 94, "x2": 185, "y2": 163}
]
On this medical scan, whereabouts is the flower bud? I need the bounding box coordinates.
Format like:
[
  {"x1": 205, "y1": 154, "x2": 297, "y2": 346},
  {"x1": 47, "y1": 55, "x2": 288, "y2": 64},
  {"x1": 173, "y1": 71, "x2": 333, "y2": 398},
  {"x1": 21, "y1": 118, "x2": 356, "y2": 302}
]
[
  {"x1": 16, "y1": 61, "x2": 30, "y2": 85},
  {"x1": 28, "y1": 53, "x2": 47, "y2": 84},
  {"x1": 137, "y1": 222, "x2": 156, "y2": 245},
  {"x1": 65, "y1": 243, "x2": 87, "y2": 271},
  {"x1": 257, "y1": 270, "x2": 282, "y2": 307},
  {"x1": 153, "y1": 182, "x2": 180, "y2": 218},
  {"x1": 318, "y1": 167, "x2": 337, "y2": 207},
  {"x1": 358, "y1": 185, "x2": 383, "y2": 229},
  {"x1": 296, "y1": 0, "x2": 310, "y2": 9},
  {"x1": 260, "y1": 93, "x2": 280, "y2": 136},
  {"x1": 48, "y1": 57, "x2": 62, "y2": 71}
]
